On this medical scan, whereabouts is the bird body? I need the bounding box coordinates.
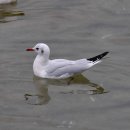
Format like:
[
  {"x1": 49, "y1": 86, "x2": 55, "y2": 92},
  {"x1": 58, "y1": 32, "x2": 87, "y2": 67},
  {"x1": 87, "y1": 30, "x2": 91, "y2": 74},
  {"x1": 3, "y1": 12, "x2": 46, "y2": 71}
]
[{"x1": 26, "y1": 43, "x2": 109, "y2": 79}]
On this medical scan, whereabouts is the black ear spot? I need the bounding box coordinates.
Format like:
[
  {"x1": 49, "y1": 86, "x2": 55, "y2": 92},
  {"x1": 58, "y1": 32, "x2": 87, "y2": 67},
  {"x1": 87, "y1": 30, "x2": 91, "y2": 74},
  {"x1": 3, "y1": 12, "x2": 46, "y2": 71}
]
[{"x1": 41, "y1": 50, "x2": 44, "y2": 54}]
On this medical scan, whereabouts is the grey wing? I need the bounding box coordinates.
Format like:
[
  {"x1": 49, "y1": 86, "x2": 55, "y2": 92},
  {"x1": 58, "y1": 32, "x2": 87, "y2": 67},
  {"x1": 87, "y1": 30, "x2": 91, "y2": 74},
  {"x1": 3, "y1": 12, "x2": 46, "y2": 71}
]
[
  {"x1": 49, "y1": 59, "x2": 93, "y2": 77},
  {"x1": 46, "y1": 59, "x2": 75, "y2": 74}
]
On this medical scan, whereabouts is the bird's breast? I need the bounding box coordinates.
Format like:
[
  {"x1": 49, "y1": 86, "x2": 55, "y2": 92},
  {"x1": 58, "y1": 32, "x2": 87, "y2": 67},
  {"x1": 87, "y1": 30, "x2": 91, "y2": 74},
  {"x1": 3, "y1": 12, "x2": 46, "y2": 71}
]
[{"x1": 33, "y1": 59, "x2": 47, "y2": 78}]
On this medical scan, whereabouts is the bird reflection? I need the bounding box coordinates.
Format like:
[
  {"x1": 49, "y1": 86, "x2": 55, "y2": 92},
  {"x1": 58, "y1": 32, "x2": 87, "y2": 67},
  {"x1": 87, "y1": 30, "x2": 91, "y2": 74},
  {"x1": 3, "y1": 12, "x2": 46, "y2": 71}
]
[{"x1": 24, "y1": 74, "x2": 108, "y2": 105}]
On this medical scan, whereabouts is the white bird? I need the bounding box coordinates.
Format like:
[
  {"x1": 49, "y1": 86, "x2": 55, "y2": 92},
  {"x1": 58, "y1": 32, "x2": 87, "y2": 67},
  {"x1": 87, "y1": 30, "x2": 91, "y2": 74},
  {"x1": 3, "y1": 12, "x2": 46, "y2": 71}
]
[
  {"x1": 0, "y1": 0, "x2": 16, "y2": 4},
  {"x1": 26, "y1": 43, "x2": 109, "y2": 79}
]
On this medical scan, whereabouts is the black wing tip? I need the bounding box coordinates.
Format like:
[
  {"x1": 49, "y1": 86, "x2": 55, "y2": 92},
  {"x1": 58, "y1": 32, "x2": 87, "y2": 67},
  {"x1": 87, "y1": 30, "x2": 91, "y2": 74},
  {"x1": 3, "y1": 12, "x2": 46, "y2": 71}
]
[
  {"x1": 102, "y1": 51, "x2": 109, "y2": 57},
  {"x1": 103, "y1": 51, "x2": 109, "y2": 55},
  {"x1": 87, "y1": 51, "x2": 109, "y2": 62}
]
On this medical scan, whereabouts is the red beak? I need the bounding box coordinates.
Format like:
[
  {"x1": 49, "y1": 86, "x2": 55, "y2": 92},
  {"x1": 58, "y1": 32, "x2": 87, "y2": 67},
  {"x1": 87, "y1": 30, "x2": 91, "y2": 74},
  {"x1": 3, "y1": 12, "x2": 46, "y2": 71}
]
[{"x1": 26, "y1": 48, "x2": 34, "y2": 51}]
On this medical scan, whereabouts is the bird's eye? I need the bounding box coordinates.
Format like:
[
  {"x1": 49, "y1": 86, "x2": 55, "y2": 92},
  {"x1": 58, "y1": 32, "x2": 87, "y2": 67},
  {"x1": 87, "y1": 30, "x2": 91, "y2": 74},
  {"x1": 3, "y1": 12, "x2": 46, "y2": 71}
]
[{"x1": 36, "y1": 48, "x2": 39, "y2": 50}]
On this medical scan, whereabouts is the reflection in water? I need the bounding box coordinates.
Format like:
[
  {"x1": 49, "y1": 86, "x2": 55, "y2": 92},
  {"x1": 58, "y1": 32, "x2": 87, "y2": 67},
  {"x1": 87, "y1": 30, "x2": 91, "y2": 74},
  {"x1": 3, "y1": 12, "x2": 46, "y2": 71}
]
[
  {"x1": 0, "y1": 3, "x2": 24, "y2": 23},
  {"x1": 25, "y1": 77, "x2": 51, "y2": 105},
  {"x1": 25, "y1": 74, "x2": 108, "y2": 105}
]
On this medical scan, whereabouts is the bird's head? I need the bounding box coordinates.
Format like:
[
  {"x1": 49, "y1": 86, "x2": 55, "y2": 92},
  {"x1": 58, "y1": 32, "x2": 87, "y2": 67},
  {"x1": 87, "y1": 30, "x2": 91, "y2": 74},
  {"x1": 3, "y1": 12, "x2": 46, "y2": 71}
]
[{"x1": 26, "y1": 43, "x2": 50, "y2": 56}]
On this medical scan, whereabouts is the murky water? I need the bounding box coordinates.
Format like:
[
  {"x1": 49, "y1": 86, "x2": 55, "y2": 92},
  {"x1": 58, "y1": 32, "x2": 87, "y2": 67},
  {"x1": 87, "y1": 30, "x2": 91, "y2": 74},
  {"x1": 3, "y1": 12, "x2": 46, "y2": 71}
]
[{"x1": 0, "y1": 0, "x2": 130, "y2": 130}]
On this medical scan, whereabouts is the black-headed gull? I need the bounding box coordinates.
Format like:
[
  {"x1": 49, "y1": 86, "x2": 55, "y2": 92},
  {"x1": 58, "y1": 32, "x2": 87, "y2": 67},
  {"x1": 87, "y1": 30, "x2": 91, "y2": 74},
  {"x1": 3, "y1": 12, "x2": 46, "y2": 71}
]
[{"x1": 26, "y1": 43, "x2": 109, "y2": 79}]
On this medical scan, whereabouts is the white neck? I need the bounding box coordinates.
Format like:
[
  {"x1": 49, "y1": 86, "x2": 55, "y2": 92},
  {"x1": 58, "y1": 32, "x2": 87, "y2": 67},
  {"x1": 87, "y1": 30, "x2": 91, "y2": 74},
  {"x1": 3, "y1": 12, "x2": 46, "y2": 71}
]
[
  {"x1": 35, "y1": 54, "x2": 49, "y2": 65},
  {"x1": 33, "y1": 54, "x2": 49, "y2": 77}
]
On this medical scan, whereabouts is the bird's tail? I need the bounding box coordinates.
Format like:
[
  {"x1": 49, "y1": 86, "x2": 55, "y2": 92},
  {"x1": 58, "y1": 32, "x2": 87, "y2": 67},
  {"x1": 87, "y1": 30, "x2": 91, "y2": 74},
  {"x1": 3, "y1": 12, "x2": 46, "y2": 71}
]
[{"x1": 87, "y1": 52, "x2": 109, "y2": 62}]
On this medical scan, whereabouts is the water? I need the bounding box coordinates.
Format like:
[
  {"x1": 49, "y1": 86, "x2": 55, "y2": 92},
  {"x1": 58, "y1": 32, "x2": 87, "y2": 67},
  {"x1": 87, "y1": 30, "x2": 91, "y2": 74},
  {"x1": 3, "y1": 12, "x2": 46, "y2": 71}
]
[{"x1": 0, "y1": 0, "x2": 130, "y2": 130}]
